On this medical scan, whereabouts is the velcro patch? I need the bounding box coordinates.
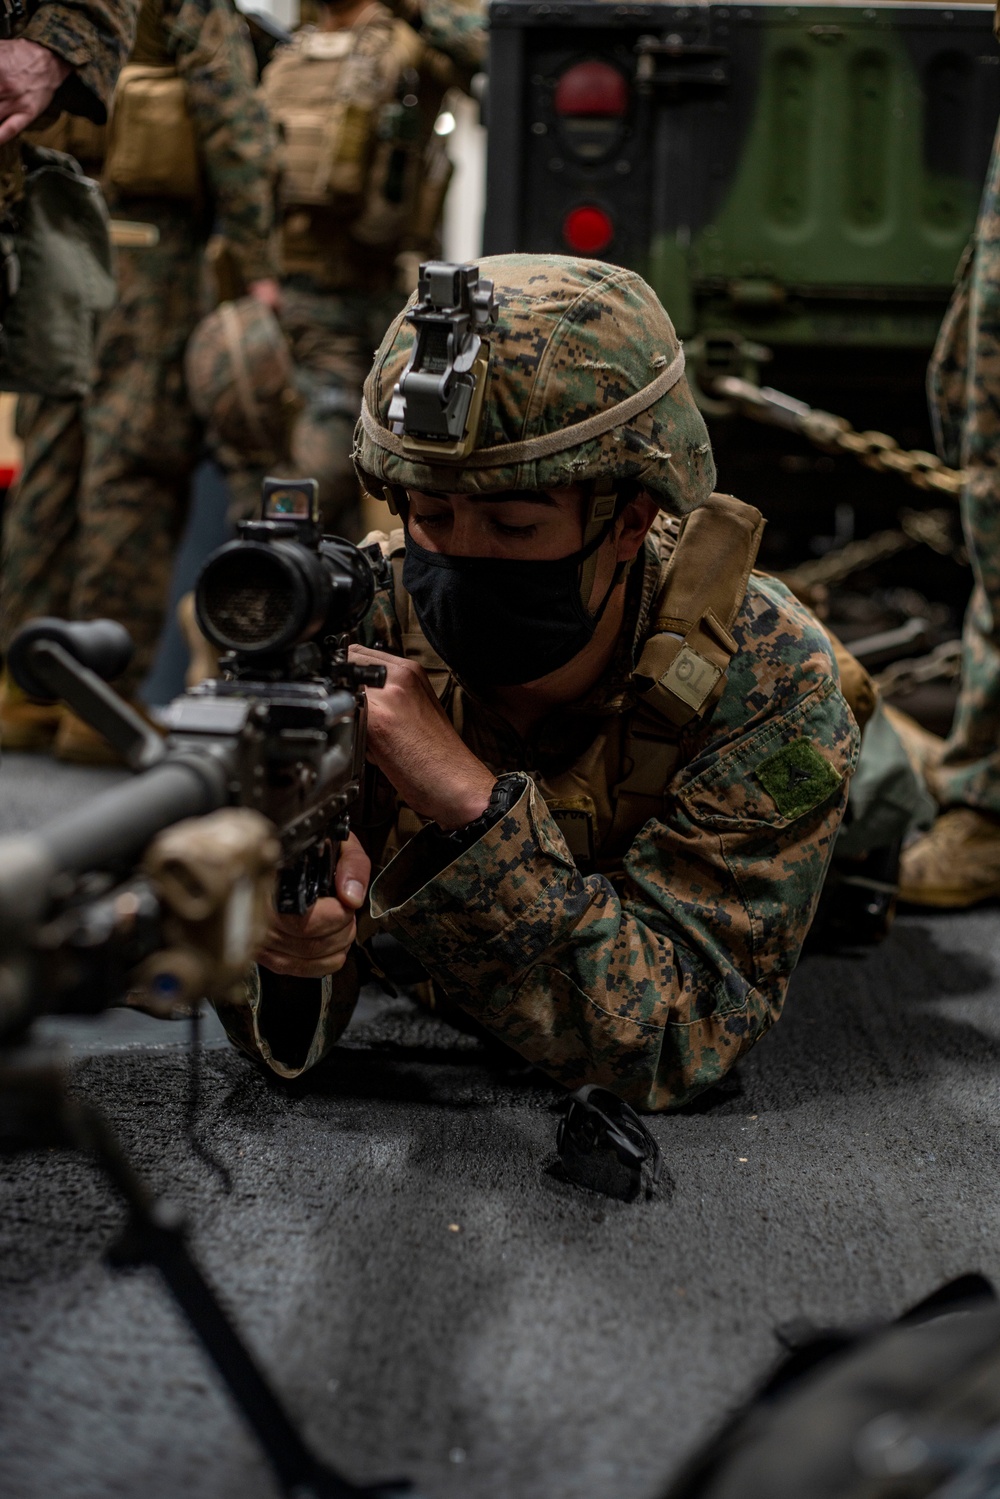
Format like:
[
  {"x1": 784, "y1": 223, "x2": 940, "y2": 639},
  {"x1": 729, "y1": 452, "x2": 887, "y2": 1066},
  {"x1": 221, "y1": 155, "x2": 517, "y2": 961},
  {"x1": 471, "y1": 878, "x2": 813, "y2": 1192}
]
[
  {"x1": 548, "y1": 801, "x2": 596, "y2": 863},
  {"x1": 661, "y1": 645, "x2": 722, "y2": 712},
  {"x1": 756, "y1": 739, "x2": 843, "y2": 819}
]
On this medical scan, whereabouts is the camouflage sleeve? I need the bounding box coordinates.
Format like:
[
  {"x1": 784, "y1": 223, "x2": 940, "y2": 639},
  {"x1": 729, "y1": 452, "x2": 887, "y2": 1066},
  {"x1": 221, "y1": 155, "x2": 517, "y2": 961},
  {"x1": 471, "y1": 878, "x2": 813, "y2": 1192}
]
[
  {"x1": 165, "y1": 0, "x2": 278, "y2": 284},
  {"x1": 393, "y1": 0, "x2": 486, "y2": 75},
  {"x1": 24, "y1": 0, "x2": 139, "y2": 122},
  {"x1": 212, "y1": 960, "x2": 363, "y2": 1079},
  {"x1": 369, "y1": 581, "x2": 860, "y2": 1111}
]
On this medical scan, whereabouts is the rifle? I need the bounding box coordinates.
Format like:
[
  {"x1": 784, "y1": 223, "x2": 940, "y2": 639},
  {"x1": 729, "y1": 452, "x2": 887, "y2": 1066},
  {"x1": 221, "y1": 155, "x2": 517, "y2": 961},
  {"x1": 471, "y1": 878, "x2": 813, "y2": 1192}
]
[{"x1": 0, "y1": 477, "x2": 409, "y2": 1498}]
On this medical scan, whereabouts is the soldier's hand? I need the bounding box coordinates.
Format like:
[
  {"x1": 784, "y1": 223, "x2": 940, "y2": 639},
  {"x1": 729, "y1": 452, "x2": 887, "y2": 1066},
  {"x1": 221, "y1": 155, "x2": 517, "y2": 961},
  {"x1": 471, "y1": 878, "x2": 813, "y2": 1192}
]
[
  {"x1": 257, "y1": 833, "x2": 370, "y2": 979},
  {"x1": 0, "y1": 41, "x2": 71, "y2": 146},
  {"x1": 350, "y1": 644, "x2": 495, "y2": 830}
]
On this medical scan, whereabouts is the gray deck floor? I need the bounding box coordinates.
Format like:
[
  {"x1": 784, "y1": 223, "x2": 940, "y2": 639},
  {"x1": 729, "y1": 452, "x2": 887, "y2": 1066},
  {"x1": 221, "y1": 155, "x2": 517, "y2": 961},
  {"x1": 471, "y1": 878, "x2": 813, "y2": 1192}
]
[{"x1": 2, "y1": 751, "x2": 999, "y2": 1499}]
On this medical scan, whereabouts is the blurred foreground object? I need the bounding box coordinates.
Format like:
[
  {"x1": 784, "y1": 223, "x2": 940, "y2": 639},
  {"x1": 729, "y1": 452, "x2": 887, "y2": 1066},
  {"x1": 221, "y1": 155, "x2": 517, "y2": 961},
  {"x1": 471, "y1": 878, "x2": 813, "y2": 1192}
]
[
  {"x1": 663, "y1": 1278, "x2": 1000, "y2": 1499},
  {"x1": 0, "y1": 484, "x2": 417, "y2": 1493}
]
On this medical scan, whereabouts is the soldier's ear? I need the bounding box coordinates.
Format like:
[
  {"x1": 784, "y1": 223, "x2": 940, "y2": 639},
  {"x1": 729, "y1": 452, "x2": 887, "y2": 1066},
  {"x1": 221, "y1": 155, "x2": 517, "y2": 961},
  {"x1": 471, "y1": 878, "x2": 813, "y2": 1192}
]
[{"x1": 614, "y1": 490, "x2": 659, "y2": 562}]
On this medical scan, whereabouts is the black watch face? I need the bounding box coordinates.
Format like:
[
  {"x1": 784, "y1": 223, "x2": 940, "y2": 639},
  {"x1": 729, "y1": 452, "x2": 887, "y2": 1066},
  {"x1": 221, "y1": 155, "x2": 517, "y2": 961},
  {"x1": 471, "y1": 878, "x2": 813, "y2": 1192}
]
[{"x1": 492, "y1": 774, "x2": 523, "y2": 815}]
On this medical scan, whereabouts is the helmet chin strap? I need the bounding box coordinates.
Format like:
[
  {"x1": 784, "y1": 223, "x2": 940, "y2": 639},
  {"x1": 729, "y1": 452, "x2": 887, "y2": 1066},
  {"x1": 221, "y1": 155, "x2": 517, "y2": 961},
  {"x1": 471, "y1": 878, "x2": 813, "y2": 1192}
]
[{"x1": 578, "y1": 477, "x2": 630, "y2": 622}]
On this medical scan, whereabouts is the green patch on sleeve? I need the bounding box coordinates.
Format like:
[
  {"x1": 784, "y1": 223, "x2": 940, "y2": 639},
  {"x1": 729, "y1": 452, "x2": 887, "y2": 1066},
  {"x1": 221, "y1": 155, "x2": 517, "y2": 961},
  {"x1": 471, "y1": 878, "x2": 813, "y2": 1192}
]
[{"x1": 756, "y1": 738, "x2": 843, "y2": 819}]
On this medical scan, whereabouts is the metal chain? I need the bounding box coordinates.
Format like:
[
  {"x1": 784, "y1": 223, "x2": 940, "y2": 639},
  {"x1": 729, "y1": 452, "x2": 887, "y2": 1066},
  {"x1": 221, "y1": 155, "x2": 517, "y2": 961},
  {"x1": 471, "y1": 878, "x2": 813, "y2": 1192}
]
[
  {"x1": 711, "y1": 376, "x2": 969, "y2": 676},
  {"x1": 782, "y1": 508, "x2": 963, "y2": 593},
  {"x1": 714, "y1": 377, "x2": 968, "y2": 499},
  {"x1": 873, "y1": 638, "x2": 963, "y2": 699}
]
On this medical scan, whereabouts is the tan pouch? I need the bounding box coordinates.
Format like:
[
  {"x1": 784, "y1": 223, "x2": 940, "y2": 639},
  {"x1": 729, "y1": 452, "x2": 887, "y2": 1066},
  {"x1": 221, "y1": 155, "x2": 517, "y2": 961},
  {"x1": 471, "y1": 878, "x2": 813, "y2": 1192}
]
[
  {"x1": 408, "y1": 133, "x2": 453, "y2": 246},
  {"x1": 349, "y1": 133, "x2": 414, "y2": 246},
  {"x1": 329, "y1": 102, "x2": 373, "y2": 195},
  {"x1": 105, "y1": 64, "x2": 200, "y2": 199},
  {"x1": 633, "y1": 494, "x2": 765, "y2": 729}
]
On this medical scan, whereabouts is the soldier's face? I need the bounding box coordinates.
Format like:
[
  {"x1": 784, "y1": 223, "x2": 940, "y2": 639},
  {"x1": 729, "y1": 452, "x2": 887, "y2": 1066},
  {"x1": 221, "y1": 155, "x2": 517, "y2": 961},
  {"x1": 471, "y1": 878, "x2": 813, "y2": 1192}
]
[
  {"x1": 400, "y1": 484, "x2": 661, "y2": 683},
  {"x1": 405, "y1": 487, "x2": 588, "y2": 561},
  {"x1": 404, "y1": 486, "x2": 658, "y2": 611}
]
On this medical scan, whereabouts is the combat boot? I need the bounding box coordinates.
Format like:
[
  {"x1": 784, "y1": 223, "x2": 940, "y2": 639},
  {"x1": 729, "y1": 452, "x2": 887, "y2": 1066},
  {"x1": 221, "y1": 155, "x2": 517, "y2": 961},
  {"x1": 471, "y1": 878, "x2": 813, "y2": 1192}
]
[
  {"x1": 0, "y1": 672, "x2": 62, "y2": 751},
  {"x1": 898, "y1": 807, "x2": 1000, "y2": 908},
  {"x1": 882, "y1": 703, "x2": 946, "y2": 781}
]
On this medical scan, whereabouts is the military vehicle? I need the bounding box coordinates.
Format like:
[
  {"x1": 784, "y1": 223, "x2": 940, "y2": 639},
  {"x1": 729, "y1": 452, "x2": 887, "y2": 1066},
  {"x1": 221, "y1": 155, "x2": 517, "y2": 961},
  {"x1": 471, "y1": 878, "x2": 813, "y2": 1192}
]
[
  {"x1": 484, "y1": 1, "x2": 1000, "y2": 720},
  {"x1": 485, "y1": 1, "x2": 998, "y2": 357}
]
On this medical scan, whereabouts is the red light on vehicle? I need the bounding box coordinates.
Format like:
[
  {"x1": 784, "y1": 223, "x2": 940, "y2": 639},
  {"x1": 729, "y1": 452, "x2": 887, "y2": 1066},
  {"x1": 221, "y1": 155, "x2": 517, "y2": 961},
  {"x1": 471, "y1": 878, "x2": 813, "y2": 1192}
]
[
  {"x1": 554, "y1": 61, "x2": 629, "y2": 117},
  {"x1": 563, "y1": 205, "x2": 614, "y2": 255}
]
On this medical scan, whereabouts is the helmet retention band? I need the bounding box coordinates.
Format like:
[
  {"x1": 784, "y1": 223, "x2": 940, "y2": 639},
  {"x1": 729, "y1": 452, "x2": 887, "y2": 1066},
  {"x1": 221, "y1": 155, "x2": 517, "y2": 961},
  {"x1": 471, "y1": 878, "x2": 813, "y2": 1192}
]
[{"x1": 360, "y1": 348, "x2": 686, "y2": 469}]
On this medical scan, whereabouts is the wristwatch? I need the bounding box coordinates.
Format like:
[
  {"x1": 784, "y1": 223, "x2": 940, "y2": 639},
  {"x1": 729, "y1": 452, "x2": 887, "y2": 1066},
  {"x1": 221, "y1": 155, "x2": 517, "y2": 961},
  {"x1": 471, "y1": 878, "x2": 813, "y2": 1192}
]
[{"x1": 433, "y1": 772, "x2": 525, "y2": 854}]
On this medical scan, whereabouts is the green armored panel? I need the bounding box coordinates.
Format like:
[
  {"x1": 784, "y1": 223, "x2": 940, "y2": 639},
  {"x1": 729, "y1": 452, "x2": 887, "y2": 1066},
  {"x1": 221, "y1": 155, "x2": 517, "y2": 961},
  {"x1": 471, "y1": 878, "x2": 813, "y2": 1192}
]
[{"x1": 485, "y1": 2, "x2": 1000, "y2": 348}]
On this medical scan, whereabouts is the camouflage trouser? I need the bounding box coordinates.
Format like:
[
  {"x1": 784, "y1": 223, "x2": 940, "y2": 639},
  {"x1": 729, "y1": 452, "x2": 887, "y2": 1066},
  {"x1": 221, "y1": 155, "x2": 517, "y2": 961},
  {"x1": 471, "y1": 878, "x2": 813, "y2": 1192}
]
[
  {"x1": 0, "y1": 206, "x2": 204, "y2": 698},
  {"x1": 926, "y1": 112, "x2": 1000, "y2": 814},
  {"x1": 221, "y1": 281, "x2": 404, "y2": 538}
]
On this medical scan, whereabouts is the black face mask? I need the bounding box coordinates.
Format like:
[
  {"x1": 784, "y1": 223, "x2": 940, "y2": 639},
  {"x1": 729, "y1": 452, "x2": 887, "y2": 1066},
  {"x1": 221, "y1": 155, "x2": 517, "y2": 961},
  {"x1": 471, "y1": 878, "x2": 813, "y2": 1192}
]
[{"x1": 402, "y1": 527, "x2": 620, "y2": 688}]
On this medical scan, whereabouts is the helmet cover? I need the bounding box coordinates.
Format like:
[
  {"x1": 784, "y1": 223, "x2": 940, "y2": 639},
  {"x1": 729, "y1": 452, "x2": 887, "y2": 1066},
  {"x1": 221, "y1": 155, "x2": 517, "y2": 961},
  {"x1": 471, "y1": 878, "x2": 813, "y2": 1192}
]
[{"x1": 354, "y1": 253, "x2": 715, "y2": 514}]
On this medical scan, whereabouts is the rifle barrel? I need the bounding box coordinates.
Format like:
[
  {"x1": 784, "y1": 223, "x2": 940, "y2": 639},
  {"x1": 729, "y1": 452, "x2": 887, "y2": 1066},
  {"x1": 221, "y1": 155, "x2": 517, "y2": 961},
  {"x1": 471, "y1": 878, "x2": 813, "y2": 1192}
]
[
  {"x1": 0, "y1": 750, "x2": 234, "y2": 936},
  {"x1": 40, "y1": 752, "x2": 233, "y2": 877}
]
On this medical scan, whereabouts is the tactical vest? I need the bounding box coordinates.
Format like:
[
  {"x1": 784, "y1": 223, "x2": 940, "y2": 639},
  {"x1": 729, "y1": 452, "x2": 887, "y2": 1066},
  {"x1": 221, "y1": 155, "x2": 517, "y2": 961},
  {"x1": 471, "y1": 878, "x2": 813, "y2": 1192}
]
[
  {"x1": 666, "y1": 1285, "x2": 1000, "y2": 1499},
  {"x1": 385, "y1": 494, "x2": 794, "y2": 875},
  {"x1": 261, "y1": 9, "x2": 455, "y2": 288}
]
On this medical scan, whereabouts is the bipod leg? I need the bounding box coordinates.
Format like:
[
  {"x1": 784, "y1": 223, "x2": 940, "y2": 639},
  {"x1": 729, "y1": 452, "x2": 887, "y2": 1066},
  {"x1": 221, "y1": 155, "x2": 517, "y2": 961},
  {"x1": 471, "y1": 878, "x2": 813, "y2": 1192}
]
[
  {"x1": 71, "y1": 1098, "x2": 416, "y2": 1499},
  {"x1": 0, "y1": 1045, "x2": 415, "y2": 1499}
]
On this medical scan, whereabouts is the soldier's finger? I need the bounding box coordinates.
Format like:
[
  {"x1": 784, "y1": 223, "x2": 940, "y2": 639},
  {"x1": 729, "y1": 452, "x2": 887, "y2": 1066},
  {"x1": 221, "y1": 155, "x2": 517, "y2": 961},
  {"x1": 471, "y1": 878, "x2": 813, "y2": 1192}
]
[
  {"x1": 351, "y1": 643, "x2": 442, "y2": 704},
  {"x1": 263, "y1": 929, "x2": 352, "y2": 958},
  {"x1": 267, "y1": 899, "x2": 354, "y2": 944},
  {"x1": 335, "y1": 833, "x2": 370, "y2": 908},
  {"x1": 0, "y1": 110, "x2": 33, "y2": 147}
]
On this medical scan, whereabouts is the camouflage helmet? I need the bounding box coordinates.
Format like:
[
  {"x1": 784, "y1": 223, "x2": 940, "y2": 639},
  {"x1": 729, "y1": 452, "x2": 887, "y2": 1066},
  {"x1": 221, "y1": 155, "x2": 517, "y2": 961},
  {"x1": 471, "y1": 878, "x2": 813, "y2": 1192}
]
[
  {"x1": 185, "y1": 298, "x2": 300, "y2": 459},
  {"x1": 354, "y1": 253, "x2": 715, "y2": 515}
]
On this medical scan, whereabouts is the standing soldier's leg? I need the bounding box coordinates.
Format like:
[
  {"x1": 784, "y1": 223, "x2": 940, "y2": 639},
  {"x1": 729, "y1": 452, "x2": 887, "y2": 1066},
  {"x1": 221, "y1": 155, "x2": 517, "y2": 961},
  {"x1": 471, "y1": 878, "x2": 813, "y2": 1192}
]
[
  {"x1": 0, "y1": 397, "x2": 84, "y2": 748},
  {"x1": 221, "y1": 459, "x2": 269, "y2": 525},
  {"x1": 1, "y1": 397, "x2": 83, "y2": 644},
  {"x1": 57, "y1": 211, "x2": 202, "y2": 754},
  {"x1": 901, "y1": 122, "x2": 1000, "y2": 904},
  {"x1": 282, "y1": 286, "x2": 404, "y2": 538}
]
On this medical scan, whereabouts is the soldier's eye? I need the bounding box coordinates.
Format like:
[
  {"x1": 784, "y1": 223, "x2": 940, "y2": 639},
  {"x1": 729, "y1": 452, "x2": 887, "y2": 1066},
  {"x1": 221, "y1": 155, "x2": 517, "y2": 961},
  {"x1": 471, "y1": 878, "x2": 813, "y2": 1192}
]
[
  {"x1": 492, "y1": 520, "x2": 538, "y2": 539},
  {"x1": 412, "y1": 511, "x2": 450, "y2": 528}
]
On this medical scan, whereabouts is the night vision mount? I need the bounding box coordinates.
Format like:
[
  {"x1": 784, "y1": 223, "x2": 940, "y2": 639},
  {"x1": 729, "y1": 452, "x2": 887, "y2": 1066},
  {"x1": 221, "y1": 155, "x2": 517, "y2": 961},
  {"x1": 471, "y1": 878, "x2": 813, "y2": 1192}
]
[{"x1": 387, "y1": 261, "x2": 497, "y2": 461}]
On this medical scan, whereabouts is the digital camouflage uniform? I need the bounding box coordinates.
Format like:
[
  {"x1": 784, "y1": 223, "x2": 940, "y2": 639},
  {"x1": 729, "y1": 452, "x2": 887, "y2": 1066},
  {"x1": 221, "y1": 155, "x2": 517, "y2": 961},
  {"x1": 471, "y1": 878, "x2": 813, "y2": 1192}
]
[
  {"x1": 0, "y1": 0, "x2": 278, "y2": 700},
  {"x1": 926, "y1": 100, "x2": 1000, "y2": 815},
  {"x1": 216, "y1": 255, "x2": 859, "y2": 1111},
  {"x1": 224, "y1": 0, "x2": 485, "y2": 537}
]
